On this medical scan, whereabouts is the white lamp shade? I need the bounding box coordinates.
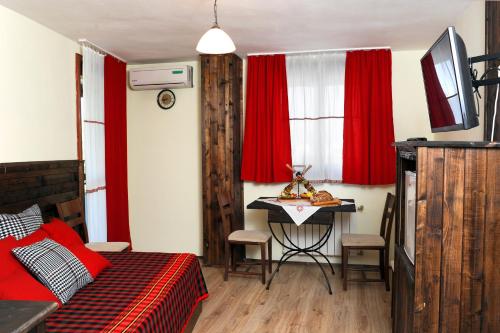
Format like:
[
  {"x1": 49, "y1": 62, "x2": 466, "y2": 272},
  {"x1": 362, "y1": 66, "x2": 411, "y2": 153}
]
[{"x1": 196, "y1": 26, "x2": 236, "y2": 54}]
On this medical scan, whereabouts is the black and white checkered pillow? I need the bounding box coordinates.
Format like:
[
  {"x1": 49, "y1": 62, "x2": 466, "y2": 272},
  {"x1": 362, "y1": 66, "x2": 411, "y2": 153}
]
[
  {"x1": 0, "y1": 204, "x2": 43, "y2": 239},
  {"x1": 12, "y1": 238, "x2": 93, "y2": 304}
]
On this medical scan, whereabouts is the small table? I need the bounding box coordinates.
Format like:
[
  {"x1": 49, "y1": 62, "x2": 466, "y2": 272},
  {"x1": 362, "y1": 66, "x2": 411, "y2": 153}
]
[
  {"x1": 247, "y1": 197, "x2": 356, "y2": 294},
  {"x1": 0, "y1": 300, "x2": 58, "y2": 333}
]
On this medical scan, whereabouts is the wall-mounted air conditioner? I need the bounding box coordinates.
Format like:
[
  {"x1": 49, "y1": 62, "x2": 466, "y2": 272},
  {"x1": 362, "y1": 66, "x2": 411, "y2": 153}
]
[{"x1": 129, "y1": 65, "x2": 193, "y2": 90}]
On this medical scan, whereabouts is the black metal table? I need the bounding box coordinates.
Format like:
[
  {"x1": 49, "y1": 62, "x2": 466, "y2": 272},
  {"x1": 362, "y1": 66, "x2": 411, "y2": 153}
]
[{"x1": 247, "y1": 197, "x2": 356, "y2": 294}]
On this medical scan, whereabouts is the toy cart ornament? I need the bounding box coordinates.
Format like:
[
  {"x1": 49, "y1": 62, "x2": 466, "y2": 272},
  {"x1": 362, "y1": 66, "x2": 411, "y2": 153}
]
[{"x1": 279, "y1": 164, "x2": 316, "y2": 199}]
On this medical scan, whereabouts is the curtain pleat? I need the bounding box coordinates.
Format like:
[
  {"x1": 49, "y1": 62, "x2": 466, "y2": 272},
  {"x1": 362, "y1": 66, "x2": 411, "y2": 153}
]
[
  {"x1": 104, "y1": 56, "x2": 131, "y2": 244},
  {"x1": 342, "y1": 49, "x2": 396, "y2": 185},
  {"x1": 241, "y1": 55, "x2": 293, "y2": 183}
]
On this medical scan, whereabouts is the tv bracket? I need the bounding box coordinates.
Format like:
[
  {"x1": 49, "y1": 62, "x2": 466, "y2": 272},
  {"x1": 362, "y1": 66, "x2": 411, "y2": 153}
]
[{"x1": 469, "y1": 52, "x2": 500, "y2": 91}]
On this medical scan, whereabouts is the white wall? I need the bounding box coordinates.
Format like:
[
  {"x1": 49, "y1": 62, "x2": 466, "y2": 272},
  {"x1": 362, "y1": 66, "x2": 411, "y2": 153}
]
[
  {"x1": 127, "y1": 61, "x2": 203, "y2": 254},
  {"x1": 0, "y1": 5, "x2": 80, "y2": 162},
  {"x1": 434, "y1": 0, "x2": 485, "y2": 141}
]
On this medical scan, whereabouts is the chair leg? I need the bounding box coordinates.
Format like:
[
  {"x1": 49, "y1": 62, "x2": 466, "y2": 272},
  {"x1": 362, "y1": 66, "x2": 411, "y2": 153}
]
[
  {"x1": 379, "y1": 249, "x2": 385, "y2": 280},
  {"x1": 267, "y1": 239, "x2": 272, "y2": 273},
  {"x1": 260, "y1": 243, "x2": 266, "y2": 285},
  {"x1": 341, "y1": 246, "x2": 344, "y2": 279},
  {"x1": 385, "y1": 250, "x2": 391, "y2": 291},
  {"x1": 342, "y1": 246, "x2": 348, "y2": 291},
  {"x1": 224, "y1": 241, "x2": 229, "y2": 281},
  {"x1": 231, "y1": 245, "x2": 237, "y2": 272}
]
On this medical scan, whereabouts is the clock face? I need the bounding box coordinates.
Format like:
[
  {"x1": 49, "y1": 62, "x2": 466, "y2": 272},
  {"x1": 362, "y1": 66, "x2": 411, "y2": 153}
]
[{"x1": 157, "y1": 89, "x2": 176, "y2": 110}]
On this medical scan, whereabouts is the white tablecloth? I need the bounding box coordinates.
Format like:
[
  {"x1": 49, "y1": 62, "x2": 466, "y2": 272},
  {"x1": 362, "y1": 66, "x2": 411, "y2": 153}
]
[{"x1": 257, "y1": 198, "x2": 351, "y2": 226}]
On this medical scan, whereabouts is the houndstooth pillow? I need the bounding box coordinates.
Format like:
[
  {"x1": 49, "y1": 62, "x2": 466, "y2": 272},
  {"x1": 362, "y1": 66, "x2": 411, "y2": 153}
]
[
  {"x1": 0, "y1": 204, "x2": 43, "y2": 240},
  {"x1": 12, "y1": 238, "x2": 93, "y2": 304}
]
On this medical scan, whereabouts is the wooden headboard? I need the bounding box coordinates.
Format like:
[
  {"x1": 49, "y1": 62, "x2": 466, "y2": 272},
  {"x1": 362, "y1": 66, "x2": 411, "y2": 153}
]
[{"x1": 0, "y1": 160, "x2": 84, "y2": 221}]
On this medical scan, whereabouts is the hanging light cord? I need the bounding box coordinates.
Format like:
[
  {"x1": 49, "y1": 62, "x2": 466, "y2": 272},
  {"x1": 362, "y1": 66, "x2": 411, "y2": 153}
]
[{"x1": 213, "y1": 0, "x2": 219, "y2": 27}]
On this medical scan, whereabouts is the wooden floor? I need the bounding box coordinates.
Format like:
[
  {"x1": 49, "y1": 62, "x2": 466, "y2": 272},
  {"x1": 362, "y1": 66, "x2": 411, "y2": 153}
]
[{"x1": 193, "y1": 262, "x2": 392, "y2": 333}]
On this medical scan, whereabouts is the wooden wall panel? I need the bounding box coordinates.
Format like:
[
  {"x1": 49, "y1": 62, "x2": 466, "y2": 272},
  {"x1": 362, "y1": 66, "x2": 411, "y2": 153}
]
[
  {"x1": 460, "y1": 149, "x2": 487, "y2": 332},
  {"x1": 440, "y1": 149, "x2": 465, "y2": 333},
  {"x1": 201, "y1": 54, "x2": 244, "y2": 265},
  {"x1": 483, "y1": 149, "x2": 500, "y2": 332},
  {"x1": 420, "y1": 148, "x2": 444, "y2": 332},
  {"x1": 0, "y1": 160, "x2": 84, "y2": 220},
  {"x1": 394, "y1": 144, "x2": 499, "y2": 333}
]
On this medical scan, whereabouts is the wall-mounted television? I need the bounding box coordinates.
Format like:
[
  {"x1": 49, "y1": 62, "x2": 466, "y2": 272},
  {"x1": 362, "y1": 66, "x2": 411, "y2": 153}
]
[{"x1": 421, "y1": 26, "x2": 479, "y2": 133}]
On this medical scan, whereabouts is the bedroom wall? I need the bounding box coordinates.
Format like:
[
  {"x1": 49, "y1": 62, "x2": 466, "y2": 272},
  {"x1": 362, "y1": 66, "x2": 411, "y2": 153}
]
[
  {"x1": 434, "y1": 0, "x2": 485, "y2": 141},
  {"x1": 126, "y1": 51, "x2": 431, "y2": 261},
  {"x1": 0, "y1": 5, "x2": 80, "y2": 162},
  {"x1": 127, "y1": 61, "x2": 203, "y2": 254},
  {"x1": 125, "y1": 1, "x2": 484, "y2": 262}
]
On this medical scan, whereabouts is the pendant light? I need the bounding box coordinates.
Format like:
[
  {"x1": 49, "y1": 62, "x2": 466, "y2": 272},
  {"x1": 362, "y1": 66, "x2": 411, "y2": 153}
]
[{"x1": 196, "y1": 0, "x2": 236, "y2": 54}]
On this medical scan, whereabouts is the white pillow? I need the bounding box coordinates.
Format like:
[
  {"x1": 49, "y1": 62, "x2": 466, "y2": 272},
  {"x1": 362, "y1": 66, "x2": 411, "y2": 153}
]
[{"x1": 0, "y1": 204, "x2": 43, "y2": 239}]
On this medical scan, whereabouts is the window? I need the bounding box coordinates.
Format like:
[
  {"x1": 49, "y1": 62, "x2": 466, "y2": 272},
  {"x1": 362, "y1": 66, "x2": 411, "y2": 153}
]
[{"x1": 286, "y1": 52, "x2": 346, "y2": 182}]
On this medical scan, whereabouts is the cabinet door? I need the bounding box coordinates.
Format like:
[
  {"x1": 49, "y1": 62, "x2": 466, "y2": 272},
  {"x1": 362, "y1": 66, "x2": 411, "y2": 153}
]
[{"x1": 393, "y1": 246, "x2": 415, "y2": 333}]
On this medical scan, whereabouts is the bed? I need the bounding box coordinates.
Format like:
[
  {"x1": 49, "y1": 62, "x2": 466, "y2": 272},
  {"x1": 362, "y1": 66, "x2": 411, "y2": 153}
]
[{"x1": 0, "y1": 160, "x2": 208, "y2": 333}]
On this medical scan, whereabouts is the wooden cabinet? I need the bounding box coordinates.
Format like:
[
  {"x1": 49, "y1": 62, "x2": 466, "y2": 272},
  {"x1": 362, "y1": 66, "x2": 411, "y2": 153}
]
[
  {"x1": 200, "y1": 54, "x2": 244, "y2": 265},
  {"x1": 392, "y1": 141, "x2": 499, "y2": 333}
]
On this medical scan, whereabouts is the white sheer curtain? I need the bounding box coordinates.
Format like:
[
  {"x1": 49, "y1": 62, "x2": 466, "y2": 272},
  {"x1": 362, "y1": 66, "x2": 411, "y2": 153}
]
[
  {"x1": 286, "y1": 52, "x2": 346, "y2": 182},
  {"x1": 82, "y1": 46, "x2": 107, "y2": 242}
]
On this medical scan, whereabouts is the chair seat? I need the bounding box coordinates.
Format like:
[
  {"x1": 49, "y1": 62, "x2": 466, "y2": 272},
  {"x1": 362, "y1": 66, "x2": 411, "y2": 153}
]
[
  {"x1": 341, "y1": 233, "x2": 385, "y2": 247},
  {"x1": 85, "y1": 242, "x2": 130, "y2": 252},
  {"x1": 228, "y1": 230, "x2": 271, "y2": 243}
]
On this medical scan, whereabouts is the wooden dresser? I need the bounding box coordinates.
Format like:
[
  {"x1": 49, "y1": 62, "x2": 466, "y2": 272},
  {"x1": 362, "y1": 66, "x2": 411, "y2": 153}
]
[{"x1": 392, "y1": 141, "x2": 499, "y2": 333}]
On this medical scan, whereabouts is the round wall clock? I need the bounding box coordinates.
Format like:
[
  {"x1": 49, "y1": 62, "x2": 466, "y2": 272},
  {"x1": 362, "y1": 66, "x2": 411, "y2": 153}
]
[{"x1": 157, "y1": 89, "x2": 176, "y2": 110}]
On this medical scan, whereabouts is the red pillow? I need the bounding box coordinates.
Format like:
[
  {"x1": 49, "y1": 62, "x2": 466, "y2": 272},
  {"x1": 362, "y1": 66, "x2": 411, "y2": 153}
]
[
  {"x1": 41, "y1": 218, "x2": 83, "y2": 247},
  {"x1": 42, "y1": 219, "x2": 111, "y2": 278},
  {"x1": 16, "y1": 229, "x2": 49, "y2": 247},
  {"x1": 0, "y1": 236, "x2": 60, "y2": 306},
  {"x1": 0, "y1": 236, "x2": 22, "y2": 278}
]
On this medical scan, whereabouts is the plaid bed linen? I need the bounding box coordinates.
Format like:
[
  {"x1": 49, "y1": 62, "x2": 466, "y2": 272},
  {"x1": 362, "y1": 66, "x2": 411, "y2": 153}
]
[{"x1": 46, "y1": 252, "x2": 208, "y2": 333}]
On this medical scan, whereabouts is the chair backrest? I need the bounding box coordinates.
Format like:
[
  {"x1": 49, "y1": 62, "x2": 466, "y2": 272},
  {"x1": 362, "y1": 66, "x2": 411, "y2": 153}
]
[
  {"x1": 379, "y1": 192, "x2": 396, "y2": 247},
  {"x1": 56, "y1": 198, "x2": 89, "y2": 243},
  {"x1": 216, "y1": 191, "x2": 233, "y2": 239}
]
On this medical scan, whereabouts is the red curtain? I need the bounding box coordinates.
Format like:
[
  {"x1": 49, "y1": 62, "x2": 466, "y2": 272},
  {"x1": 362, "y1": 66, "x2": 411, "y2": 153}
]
[
  {"x1": 241, "y1": 55, "x2": 293, "y2": 182},
  {"x1": 104, "y1": 56, "x2": 131, "y2": 244},
  {"x1": 342, "y1": 49, "x2": 396, "y2": 185}
]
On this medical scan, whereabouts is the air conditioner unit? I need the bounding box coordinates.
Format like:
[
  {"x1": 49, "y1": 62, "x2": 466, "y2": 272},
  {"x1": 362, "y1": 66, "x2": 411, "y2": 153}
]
[{"x1": 129, "y1": 65, "x2": 193, "y2": 90}]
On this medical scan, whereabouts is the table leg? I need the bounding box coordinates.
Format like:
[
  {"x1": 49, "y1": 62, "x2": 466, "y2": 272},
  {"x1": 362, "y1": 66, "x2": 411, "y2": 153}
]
[{"x1": 266, "y1": 221, "x2": 335, "y2": 294}]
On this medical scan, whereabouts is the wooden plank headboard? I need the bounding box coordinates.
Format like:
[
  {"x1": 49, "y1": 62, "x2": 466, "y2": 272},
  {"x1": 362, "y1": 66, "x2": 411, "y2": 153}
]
[{"x1": 0, "y1": 160, "x2": 84, "y2": 221}]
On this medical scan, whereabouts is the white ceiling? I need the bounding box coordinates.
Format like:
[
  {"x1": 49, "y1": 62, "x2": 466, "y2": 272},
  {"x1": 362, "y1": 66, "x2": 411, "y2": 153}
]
[{"x1": 0, "y1": 0, "x2": 476, "y2": 63}]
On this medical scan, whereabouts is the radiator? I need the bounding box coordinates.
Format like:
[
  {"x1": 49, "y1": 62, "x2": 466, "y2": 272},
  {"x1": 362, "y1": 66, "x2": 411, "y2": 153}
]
[{"x1": 282, "y1": 212, "x2": 352, "y2": 256}]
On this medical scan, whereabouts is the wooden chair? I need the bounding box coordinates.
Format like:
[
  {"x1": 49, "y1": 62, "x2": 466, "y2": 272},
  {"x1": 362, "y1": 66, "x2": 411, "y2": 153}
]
[
  {"x1": 217, "y1": 191, "x2": 272, "y2": 284},
  {"x1": 57, "y1": 198, "x2": 130, "y2": 252},
  {"x1": 341, "y1": 192, "x2": 396, "y2": 291}
]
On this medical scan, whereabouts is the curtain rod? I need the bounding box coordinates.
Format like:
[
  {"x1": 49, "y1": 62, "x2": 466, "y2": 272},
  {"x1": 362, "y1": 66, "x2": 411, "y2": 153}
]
[
  {"x1": 247, "y1": 46, "x2": 391, "y2": 56},
  {"x1": 78, "y1": 38, "x2": 127, "y2": 63}
]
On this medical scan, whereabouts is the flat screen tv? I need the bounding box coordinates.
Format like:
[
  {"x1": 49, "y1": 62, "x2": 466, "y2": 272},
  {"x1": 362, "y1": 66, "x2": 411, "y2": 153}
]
[{"x1": 421, "y1": 26, "x2": 479, "y2": 132}]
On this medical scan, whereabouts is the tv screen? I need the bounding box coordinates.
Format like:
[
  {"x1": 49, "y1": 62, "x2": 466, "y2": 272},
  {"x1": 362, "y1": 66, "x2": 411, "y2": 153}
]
[{"x1": 421, "y1": 26, "x2": 478, "y2": 132}]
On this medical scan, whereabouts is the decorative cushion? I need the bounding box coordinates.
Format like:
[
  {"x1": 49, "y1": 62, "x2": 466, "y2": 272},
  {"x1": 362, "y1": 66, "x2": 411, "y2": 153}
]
[
  {"x1": 12, "y1": 238, "x2": 93, "y2": 304},
  {"x1": 42, "y1": 219, "x2": 112, "y2": 278},
  {"x1": 0, "y1": 204, "x2": 43, "y2": 240},
  {"x1": 0, "y1": 236, "x2": 60, "y2": 306}
]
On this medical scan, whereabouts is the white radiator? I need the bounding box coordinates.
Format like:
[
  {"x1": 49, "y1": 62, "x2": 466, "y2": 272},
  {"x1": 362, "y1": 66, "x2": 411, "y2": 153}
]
[{"x1": 282, "y1": 212, "x2": 351, "y2": 256}]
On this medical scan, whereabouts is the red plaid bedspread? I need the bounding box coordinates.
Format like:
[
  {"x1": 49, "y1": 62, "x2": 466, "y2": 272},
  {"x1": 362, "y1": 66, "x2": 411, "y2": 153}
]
[{"x1": 46, "y1": 252, "x2": 208, "y2": 333}]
